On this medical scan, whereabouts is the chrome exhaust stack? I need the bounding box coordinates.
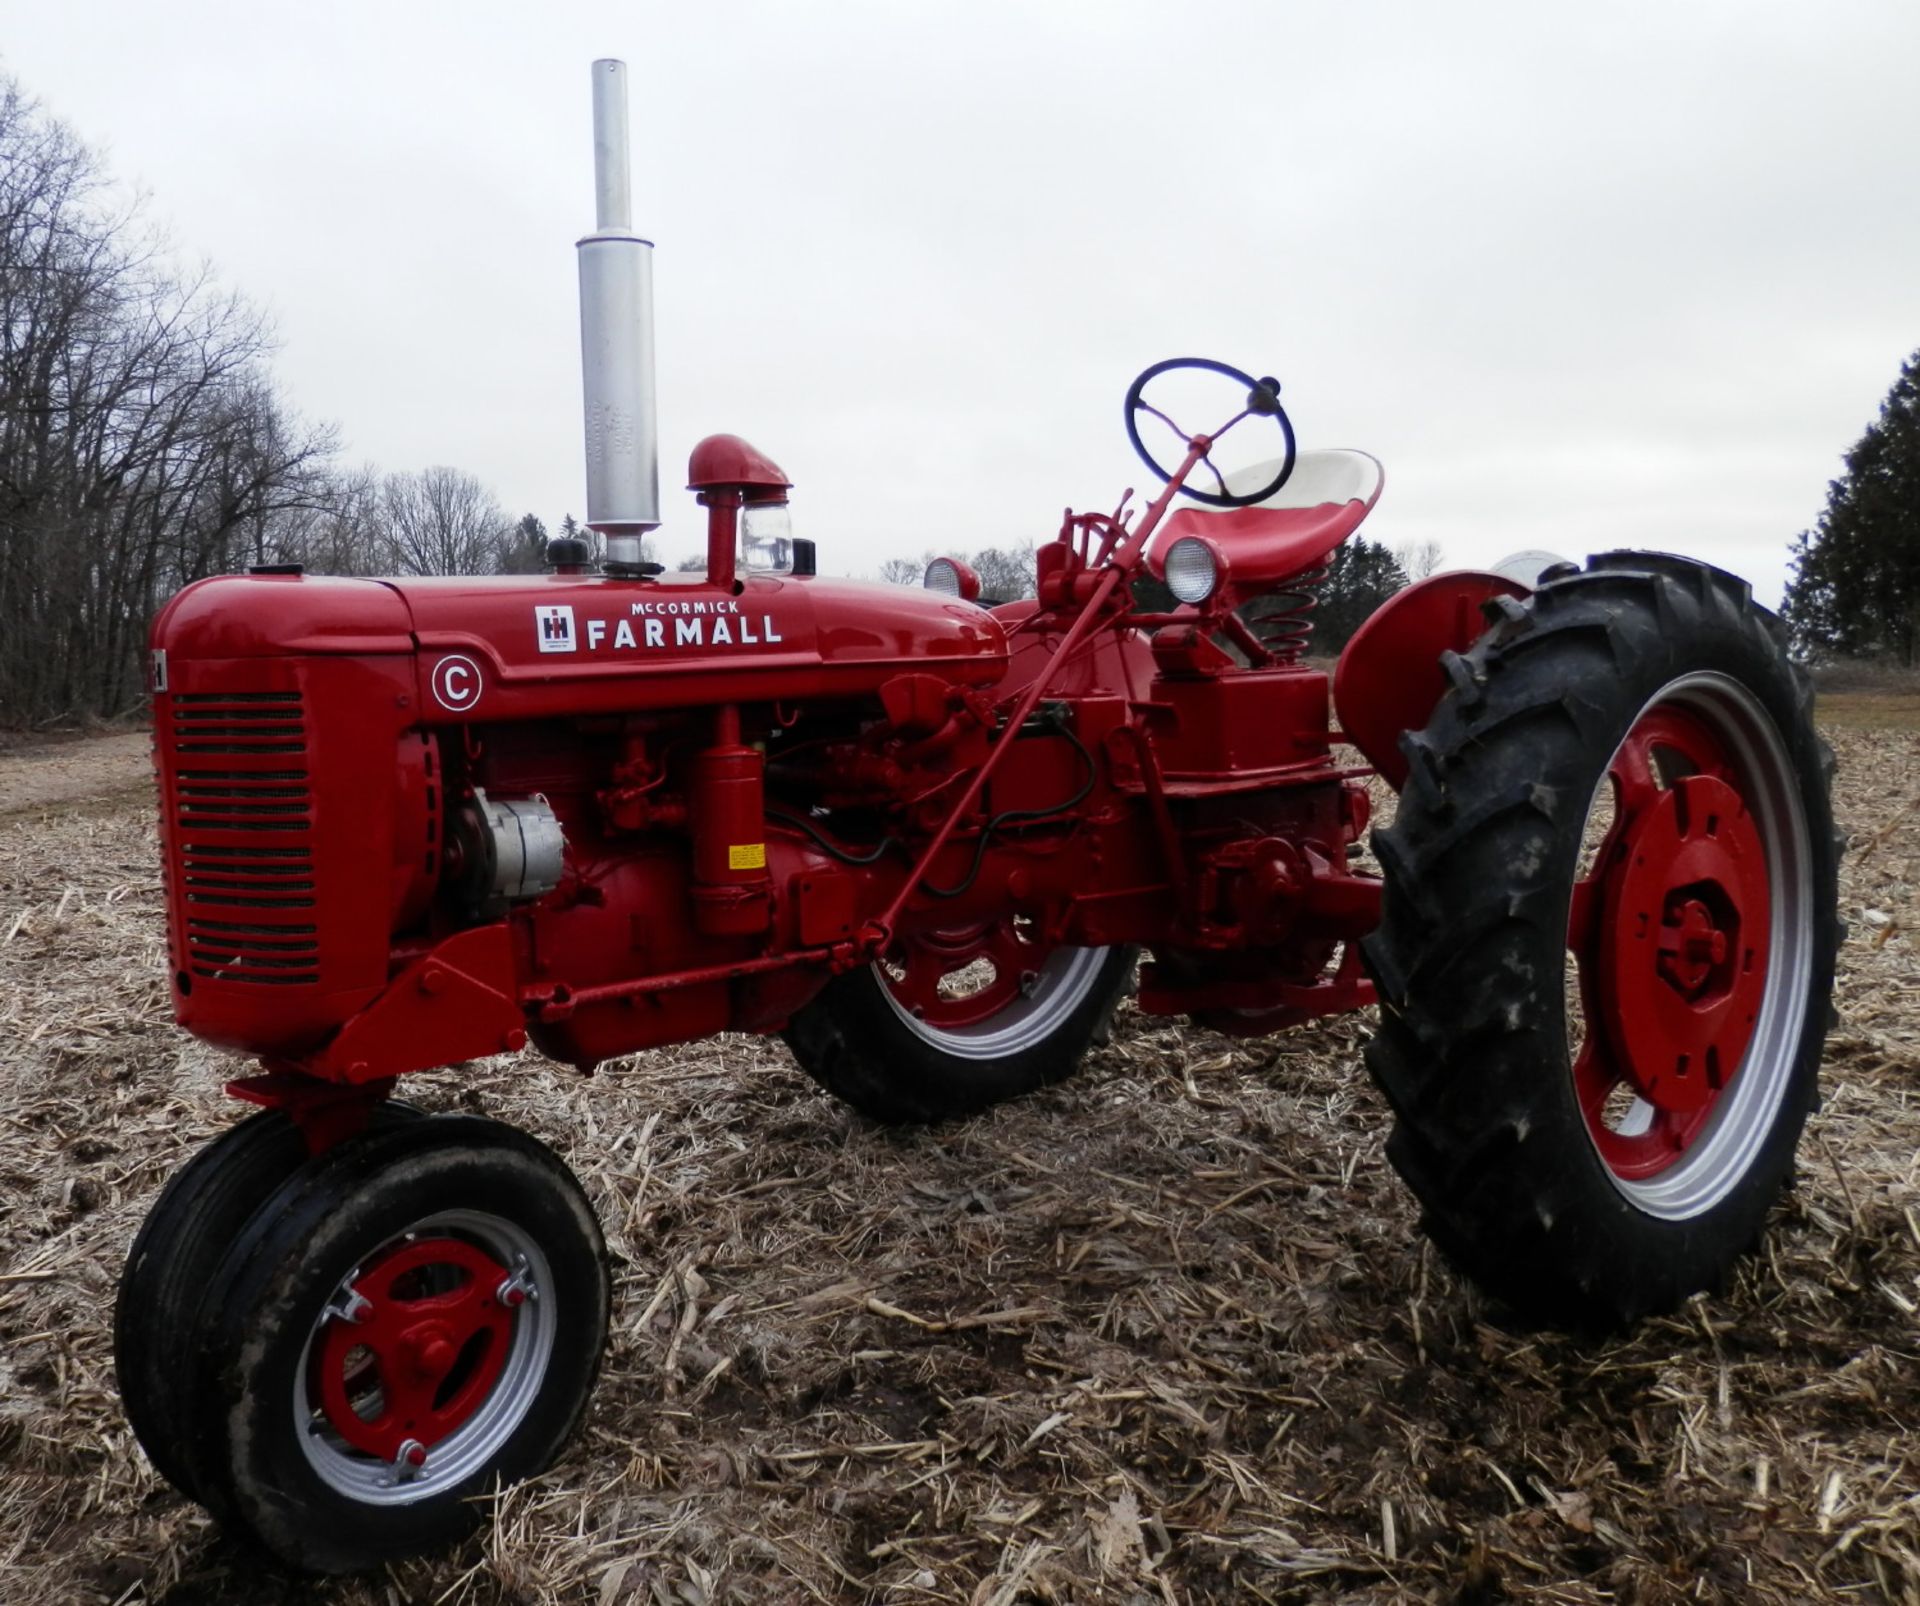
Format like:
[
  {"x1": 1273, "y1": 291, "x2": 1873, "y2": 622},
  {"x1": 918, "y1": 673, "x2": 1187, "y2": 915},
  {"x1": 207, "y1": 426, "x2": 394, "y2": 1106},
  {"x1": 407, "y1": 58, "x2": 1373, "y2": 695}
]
[{"x1": 577, "y1": 58, "x2": 660, "y2": 567}]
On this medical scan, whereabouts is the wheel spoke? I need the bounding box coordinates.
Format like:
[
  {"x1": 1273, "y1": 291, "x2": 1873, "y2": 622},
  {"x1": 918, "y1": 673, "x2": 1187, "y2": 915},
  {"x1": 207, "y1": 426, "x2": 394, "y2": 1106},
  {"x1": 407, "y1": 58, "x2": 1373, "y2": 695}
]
[
  {"x1": 1571, "y1": 1040, "x2": 1617, "y2": 1121},
  {"x1": 1609, "y1": 727, "x2": 1665, "y2": 820},
  {"x1": 893, "y1": 942, "x2": 948, "y2": 1009},
  {"x1": 981, "y1": 921, "x2": 1040, "y2": 992},
  {"x1": 1567, "y1": 875, "x2": 1602, "y2": 953}
]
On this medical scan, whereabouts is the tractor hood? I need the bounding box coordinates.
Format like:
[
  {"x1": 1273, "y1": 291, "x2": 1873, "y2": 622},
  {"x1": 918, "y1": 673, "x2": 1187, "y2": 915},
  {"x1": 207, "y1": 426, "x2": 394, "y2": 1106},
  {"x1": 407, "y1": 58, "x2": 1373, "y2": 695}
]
[{"x1": 153, "y1": 569, "x2": 1010, "y2": 721}]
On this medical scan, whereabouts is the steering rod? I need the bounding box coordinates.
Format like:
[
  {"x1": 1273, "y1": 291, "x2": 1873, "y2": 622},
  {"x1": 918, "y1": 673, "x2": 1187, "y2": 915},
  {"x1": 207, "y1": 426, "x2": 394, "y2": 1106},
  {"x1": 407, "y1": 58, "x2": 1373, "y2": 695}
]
[{"x1": 866, "y1": 434, "x2": 1216, "y2": 949}]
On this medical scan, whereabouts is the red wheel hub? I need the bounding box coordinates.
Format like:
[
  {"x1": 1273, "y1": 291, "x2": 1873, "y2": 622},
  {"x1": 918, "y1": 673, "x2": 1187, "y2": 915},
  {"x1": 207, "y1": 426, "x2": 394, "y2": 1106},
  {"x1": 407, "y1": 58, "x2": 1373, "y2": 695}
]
[
  {"x1": 312, "y1": 1235, "x2": 516, "y2": 1462},
  {"x1": 1567, "y1": 707, "x2": 1771, "y2": 1181},
  {"x1": 882, "y1": 919, "x2": 1050, "y2": 1030}
]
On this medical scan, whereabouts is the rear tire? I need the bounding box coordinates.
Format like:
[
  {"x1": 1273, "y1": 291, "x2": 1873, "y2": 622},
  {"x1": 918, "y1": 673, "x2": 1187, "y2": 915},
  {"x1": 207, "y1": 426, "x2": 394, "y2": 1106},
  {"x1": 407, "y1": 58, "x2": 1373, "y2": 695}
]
[
  {"x1": 785, "y1": 931, "x2": 1135, "y2": 1123},
  {"x1": 1363, "y1": 553, "x2": 1841, "y2": 1329}
]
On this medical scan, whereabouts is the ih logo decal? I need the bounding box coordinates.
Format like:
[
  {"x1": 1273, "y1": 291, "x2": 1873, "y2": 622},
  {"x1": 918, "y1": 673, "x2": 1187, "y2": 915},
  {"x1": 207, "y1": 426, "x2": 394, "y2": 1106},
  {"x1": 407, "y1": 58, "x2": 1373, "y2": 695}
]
[{"x1": 535, "y1": 604, "x2": 577, "y2": 653}]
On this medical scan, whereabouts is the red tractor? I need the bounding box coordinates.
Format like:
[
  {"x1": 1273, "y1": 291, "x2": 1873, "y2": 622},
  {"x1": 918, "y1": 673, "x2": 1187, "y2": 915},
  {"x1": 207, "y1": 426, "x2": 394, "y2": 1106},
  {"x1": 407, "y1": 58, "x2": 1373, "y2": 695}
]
[{"x1": 116, "y1": 61, "x2": 1840, "y2": 1572}]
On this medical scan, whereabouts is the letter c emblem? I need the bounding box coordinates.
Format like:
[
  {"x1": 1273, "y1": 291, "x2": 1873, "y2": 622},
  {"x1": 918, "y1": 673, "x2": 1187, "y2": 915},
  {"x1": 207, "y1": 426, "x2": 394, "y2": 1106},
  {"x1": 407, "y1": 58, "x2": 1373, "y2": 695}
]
[{"x1": 431, "y1": 654, "x2": 482, "y2": 712}]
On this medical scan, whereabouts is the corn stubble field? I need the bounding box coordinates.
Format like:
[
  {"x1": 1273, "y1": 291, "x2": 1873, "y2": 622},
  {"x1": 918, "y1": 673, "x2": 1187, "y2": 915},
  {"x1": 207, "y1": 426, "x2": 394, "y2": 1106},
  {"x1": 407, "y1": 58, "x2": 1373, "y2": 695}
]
[{"x1": 1, "y1": 709, "x2": 1917, "y2": 1606}]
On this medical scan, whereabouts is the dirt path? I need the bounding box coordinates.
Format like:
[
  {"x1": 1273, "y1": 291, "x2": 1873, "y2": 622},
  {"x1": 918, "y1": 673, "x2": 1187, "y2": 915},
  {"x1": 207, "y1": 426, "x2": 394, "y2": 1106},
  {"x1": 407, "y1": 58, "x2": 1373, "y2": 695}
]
[{"x1": 0, "y1": 732, "x2": 150, "y2": 816}]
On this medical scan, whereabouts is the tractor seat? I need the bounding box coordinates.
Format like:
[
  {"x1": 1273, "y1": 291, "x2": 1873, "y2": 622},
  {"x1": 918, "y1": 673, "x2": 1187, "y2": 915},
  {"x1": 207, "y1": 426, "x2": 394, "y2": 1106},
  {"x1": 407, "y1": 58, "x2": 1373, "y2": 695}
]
[{"x1": 1157, "y1": 449, "x2": 1384, "y2": 589}]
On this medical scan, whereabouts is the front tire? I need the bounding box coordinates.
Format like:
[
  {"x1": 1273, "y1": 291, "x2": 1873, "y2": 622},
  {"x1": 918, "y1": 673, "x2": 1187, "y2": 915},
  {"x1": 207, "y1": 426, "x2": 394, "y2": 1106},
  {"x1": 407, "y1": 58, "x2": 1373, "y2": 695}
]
[
  {"x1": 1364, "y1": 554, "x2": 1841, "y2": 1329},
  {"x1": 177, "y1": 1116, "x2": 609, "y2": 1572},
  {"x1": 115, "y1": 1102, "x2": 420, "y2": 1508},
  {"x1": 785, "y1": 923, "x2": 1136, "y2": 1123}
]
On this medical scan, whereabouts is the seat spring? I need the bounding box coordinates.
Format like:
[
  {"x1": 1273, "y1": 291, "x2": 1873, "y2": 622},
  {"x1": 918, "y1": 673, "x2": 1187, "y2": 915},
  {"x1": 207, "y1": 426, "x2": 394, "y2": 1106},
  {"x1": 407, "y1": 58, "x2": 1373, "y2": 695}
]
[{"x1": 1244, "y1": 561, "x2": 1330, "y2": 664}]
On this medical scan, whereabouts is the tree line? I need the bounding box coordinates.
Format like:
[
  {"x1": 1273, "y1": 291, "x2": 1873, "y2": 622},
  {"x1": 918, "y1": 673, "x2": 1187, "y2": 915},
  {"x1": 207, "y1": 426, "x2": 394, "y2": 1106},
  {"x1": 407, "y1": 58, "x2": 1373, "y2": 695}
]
[
  {"x1": 875, "y1": 358, "x2": 1920, "y2": 671},
  {"x1": 0, "y1": 78, "x2": 555, "y2": 725},
  {"x1": 0, "y1": 67, "x2": 1464, "y2": 725},
  {"x1": 876, "y1": 537, "x2": 1420, "y2": 656}
]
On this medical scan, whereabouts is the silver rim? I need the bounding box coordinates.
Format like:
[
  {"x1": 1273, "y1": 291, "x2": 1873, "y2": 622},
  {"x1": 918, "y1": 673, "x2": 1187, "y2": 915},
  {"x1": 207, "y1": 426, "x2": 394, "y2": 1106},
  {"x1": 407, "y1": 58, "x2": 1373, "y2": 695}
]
[
  {"x1": 1582, "y1": 672, "x2": 1814, "y2": 1220},
  {"x1": 294, "y1": 1209, "x2": 556, "y2": 1506},
  {"x1": 876, "y1": 944, "x2": 1112, "y2": 1060}
]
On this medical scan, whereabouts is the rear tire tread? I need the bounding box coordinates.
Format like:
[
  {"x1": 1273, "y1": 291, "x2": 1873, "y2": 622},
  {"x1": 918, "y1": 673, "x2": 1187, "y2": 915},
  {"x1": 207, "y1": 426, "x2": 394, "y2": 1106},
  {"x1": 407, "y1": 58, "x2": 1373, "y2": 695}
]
[{"x1": 1363, "y1": 554, "x2": 1839, "y2": 1330}]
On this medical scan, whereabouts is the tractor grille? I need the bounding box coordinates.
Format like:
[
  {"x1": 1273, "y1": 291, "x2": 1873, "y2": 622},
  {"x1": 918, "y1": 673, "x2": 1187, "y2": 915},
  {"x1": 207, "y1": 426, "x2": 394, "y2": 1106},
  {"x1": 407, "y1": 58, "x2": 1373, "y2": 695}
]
[{"x1": 168, "y1": 691, "x2": 320, "y2": 987}]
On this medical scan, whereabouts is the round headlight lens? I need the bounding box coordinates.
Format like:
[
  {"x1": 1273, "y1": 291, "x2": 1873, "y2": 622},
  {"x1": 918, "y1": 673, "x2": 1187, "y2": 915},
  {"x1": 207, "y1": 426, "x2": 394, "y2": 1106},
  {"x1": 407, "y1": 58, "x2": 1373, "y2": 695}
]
[
  {"x1": 1163, "y1": 536, "x2": 1220, "y2": 605},
  {"x1": 923, "y1": 557, "x2": 980, "y2": 601}
]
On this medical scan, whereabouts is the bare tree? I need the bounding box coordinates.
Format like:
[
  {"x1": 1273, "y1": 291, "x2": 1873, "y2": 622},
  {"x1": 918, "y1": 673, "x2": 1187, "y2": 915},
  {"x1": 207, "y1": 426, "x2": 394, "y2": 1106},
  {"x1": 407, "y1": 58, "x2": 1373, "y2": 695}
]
[
  {"x1": 1393, "y1": 539, "x2": 1443, "y2": 583},
  {"x1": 970, "y1": 543, "x2": 1037, "y2": 602},
  {"x1": 378, "y1": 466, "x2": 514, "y2": 576},
  {"x1": 264, "y1": 466, "x2": 387, "y2": 576},
  {"x1": 875, "y1": 545, "x2": 1036, "y2": 600},
  {"x1": 0, "y1": 75, "x2": 333, "y2": 721}
]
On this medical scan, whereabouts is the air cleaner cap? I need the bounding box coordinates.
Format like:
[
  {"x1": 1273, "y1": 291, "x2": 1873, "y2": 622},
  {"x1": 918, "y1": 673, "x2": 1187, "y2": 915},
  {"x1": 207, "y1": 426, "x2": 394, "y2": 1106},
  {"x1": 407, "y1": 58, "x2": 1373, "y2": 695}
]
[{"x1": 688, "y1": 434, "x2": 792, "y2": 494}]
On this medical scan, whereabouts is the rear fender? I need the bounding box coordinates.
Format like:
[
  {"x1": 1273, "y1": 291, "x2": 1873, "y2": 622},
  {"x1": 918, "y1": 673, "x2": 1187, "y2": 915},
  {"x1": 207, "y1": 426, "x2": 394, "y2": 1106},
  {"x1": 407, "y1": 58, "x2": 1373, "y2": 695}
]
[{"x1": 1333, "y1": 571, "x2": 1529, "y2": 789}]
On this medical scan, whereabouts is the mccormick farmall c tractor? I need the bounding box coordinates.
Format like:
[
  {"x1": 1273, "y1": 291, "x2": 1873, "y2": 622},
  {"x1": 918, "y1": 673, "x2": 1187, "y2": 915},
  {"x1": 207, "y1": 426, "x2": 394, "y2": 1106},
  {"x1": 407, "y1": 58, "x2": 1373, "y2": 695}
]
[{"x1": 117, "y1": 61, "x2": 1839, "y2": 1572}]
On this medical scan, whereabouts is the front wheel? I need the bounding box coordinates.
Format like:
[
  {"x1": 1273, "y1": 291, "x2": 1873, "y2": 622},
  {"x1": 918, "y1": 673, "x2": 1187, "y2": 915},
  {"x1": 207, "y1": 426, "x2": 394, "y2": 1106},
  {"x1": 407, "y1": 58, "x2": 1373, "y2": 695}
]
[
  {"x1": 115, "y1": 1101, "x2": 422, "y2": 1510},
  {"x1": 171, "y1": 1116, "x2": 609, "y2": 1572},
  {"x1": 784, "y1": 921, "x2": 1136, "y2": 1123},
  {"x1": 1364, "y1": 554, "x2": 1841, "y2": 1330}
]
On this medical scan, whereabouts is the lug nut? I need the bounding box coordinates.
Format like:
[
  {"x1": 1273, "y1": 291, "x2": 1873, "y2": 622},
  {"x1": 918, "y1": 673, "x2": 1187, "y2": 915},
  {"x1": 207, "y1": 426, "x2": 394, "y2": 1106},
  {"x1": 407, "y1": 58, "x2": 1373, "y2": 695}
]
[{"x1": 496, "y1": 1261, "x2": 538, "y2": 1308}]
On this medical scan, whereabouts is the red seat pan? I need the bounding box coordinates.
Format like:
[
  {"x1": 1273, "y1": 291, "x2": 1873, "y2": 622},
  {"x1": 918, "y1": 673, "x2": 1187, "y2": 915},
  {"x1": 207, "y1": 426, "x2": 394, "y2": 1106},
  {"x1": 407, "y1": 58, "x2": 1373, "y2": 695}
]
[{"x1": 1155, "y1": 449, "x2": 1384, "y2": 588}]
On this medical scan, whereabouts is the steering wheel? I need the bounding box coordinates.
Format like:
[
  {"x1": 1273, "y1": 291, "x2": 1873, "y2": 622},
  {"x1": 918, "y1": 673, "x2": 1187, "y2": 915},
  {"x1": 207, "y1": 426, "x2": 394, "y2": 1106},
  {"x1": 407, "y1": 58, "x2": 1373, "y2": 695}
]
[{"x1": 1123, "y1": 357, "x2": 1297, "y2": 508}]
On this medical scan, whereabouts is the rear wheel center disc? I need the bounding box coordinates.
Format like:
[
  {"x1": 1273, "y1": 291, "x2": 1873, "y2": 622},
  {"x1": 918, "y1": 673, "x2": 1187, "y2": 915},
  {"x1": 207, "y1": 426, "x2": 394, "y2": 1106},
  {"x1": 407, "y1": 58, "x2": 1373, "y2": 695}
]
[
  {"x1": 1565, "y1": 672, "x2": 1811, "y2": 1212},
  {"x1": 1597, "y1": 772, "x2": 1770, "y2": 1122},
  {"x1": 876, "y1": 921, "x2": 1110, "y2": 1060}
]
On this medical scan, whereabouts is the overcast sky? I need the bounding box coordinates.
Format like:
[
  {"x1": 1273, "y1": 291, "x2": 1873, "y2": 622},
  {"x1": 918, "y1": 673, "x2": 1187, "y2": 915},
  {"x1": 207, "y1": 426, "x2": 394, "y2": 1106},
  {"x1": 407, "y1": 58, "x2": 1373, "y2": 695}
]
[{"x1": 5, "y1": 1, "x2": 1917, "y2": 604}]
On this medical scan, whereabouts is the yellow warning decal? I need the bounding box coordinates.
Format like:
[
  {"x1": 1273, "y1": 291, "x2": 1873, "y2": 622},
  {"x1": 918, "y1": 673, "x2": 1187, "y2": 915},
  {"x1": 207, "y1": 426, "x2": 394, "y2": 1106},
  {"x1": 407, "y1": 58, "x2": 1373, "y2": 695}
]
[{"x1": 729, "y1": 843, "x2": 767, "y2": 871}]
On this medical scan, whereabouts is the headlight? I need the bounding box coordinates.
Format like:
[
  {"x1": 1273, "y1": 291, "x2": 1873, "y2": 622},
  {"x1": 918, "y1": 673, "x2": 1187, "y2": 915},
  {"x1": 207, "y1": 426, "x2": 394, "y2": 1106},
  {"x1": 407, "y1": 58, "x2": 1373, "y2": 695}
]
[
  {"x1": 1163, "y1": 535, "x2": 1222, "y2": 605},
  {"x1": 924, "y1": 557, "x2": 981, "y2": 601}
]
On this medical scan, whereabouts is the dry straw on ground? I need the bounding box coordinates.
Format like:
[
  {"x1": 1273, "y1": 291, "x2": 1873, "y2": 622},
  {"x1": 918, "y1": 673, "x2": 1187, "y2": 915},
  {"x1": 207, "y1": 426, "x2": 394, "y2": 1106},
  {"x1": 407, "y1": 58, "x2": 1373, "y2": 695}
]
[{"x1": 1, "y1": 721, "x2": 1917, "y2": 1605}]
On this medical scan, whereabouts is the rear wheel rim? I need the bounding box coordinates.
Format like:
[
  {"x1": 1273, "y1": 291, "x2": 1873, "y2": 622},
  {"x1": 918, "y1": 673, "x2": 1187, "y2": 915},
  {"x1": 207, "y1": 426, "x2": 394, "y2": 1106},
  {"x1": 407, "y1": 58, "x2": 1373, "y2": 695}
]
[
  {"x1": 1566, "y1": 672, "x2": 1812, "y2": 1219},
  {"x1": 294, "y1": 1208, "x2": 555, "y2": 1505},
  {"x1": 875, "y1": 921, "x2": 1109, "y2": 1059}
]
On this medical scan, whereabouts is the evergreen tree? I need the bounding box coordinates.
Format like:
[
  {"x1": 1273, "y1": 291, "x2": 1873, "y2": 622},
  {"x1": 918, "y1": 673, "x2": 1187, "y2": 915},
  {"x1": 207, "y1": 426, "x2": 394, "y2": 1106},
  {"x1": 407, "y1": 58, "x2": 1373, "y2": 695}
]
[
  {"x1": 1783, "y1": 349, "x2": 1920, "y2": 662},
  {"x1": 1280, "y1": 536, "x2": 1407, "y2": 655},
  {"x1": 1129, "y1": 536, "x2": 1406, "y2": 657},
  {"x1": 497, "y1": 512, "x2": 549, "y2": 574}
]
